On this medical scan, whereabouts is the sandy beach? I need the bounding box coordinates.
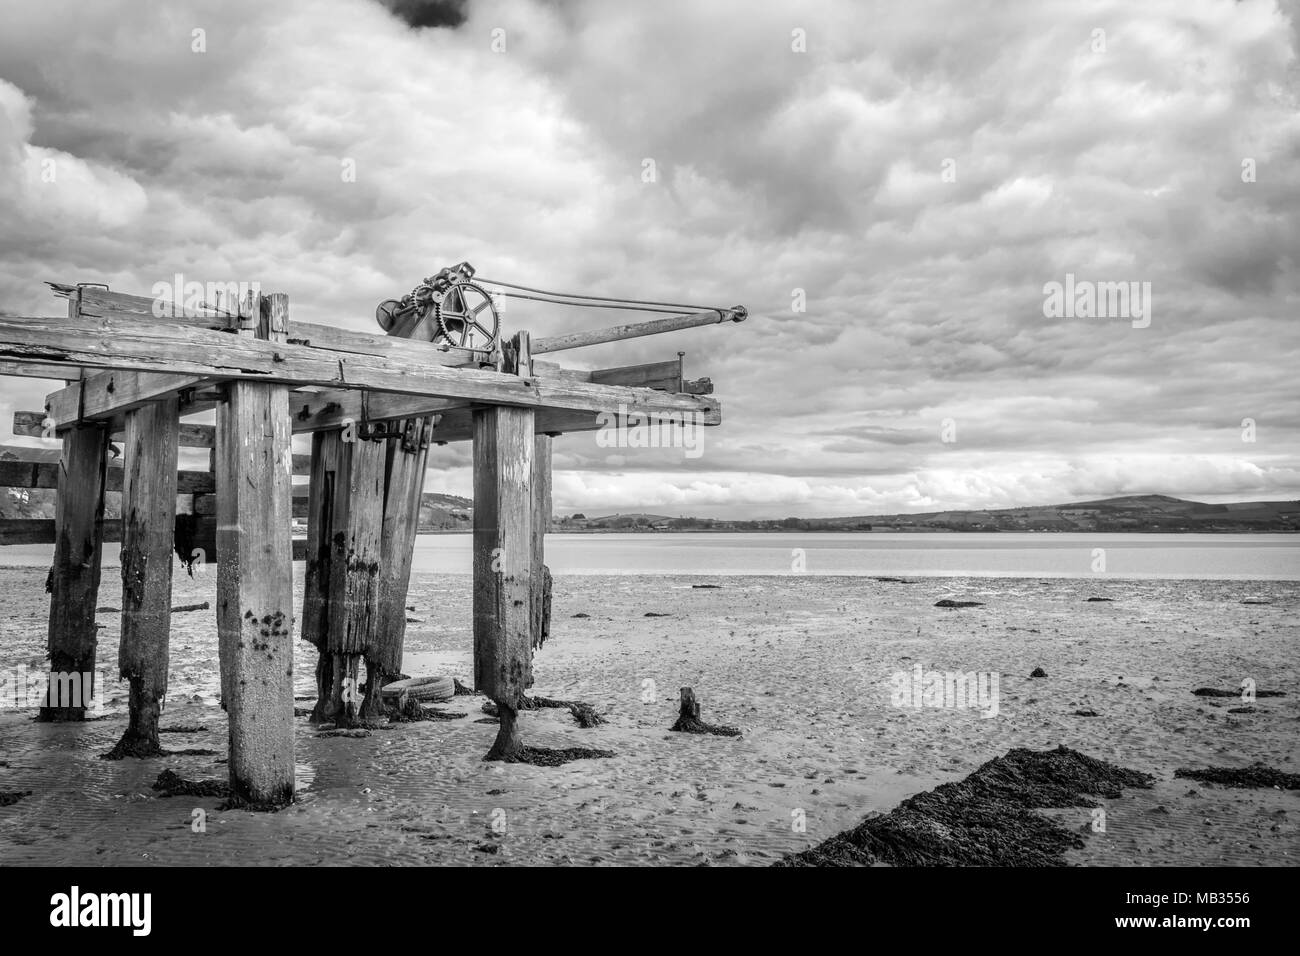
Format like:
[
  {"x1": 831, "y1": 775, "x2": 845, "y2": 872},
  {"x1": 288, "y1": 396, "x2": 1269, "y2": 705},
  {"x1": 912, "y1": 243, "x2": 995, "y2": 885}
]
[{"x1": 0, "y1": 568, "x2": 1295, "y2": 866}]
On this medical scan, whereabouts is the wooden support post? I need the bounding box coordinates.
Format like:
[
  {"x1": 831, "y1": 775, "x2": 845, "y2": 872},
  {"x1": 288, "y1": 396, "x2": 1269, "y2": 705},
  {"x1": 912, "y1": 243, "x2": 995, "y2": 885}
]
[
  {"x1": 530, "y1": 433, "x2": 553, "y2": 650},
  {"x1": 301, "y1": 431, "x2": 338, "y2": 722},
  {"x1": 363, "y1": 416, "x2": 433, "y2": 717},
  {"x1": 300, "y1": 429, "x2": 384, "y2": 725},
  {"x1": 107, "y1": 395, "x2": 180, "y2": 757},
  {"x1": 473, "y1": 405, "x2": 534, "y2": 760},
  {"x1": 329, "y1": 436, "x2": 384, "y2": 725},
  {"x1": 215, "y1": 292, "x2": 295, "y2": 805},
  {"x1": 39, "y1": 422, "x2": 110, "y2": 721}
]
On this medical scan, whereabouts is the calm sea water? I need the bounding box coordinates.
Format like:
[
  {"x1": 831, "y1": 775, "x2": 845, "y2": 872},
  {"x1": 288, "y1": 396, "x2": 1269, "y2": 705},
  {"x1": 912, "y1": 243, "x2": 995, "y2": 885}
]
[
  {"x1": 2, "y1": 533, "x2": 1296, "y2": 579},
  {"x1": 409, "y1": 532, "x2": 1300, "y2": 579}
]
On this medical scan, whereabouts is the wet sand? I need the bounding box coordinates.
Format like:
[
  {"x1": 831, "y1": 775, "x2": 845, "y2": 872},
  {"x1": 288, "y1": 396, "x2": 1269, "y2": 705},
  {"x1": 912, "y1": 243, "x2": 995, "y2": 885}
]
[{"x1": 1, "y1": 569, "x2": 1297, "y2": 866}]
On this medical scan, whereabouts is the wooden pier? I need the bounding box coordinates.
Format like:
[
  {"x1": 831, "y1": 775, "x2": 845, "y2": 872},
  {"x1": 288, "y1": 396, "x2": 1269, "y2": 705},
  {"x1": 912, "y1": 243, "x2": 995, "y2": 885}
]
[{"x1": 0, "y1": 277, "x2": 739, "y2": 803}]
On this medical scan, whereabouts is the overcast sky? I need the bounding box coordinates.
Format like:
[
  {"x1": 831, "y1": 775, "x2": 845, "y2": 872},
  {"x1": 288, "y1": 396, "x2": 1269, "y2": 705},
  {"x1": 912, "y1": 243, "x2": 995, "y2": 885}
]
[{"x1": 1, "y1": 0, "x2": 1297, "y2": 519}]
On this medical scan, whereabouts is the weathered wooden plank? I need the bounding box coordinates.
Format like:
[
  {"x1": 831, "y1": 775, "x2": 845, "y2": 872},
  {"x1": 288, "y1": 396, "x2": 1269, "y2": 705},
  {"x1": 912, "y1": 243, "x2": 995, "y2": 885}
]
[
  {"x1": 0, "y1": 514, "x2": 212, "y2": 547},
  {"x1": 287, "y1": 389, "x2": 455, "y2": 435},
  {"x1": 39, "y1": 423, "x2": 110, "y2": 721},
  {"x1": 192, "y1": 487, "x2": 308, "y2": 518},
  {"x1": 52, "y1": 371, "x2": 223, "y2": 429},
  {"x1": 0, "y1": 360, "x2": 83, "y2": 380},
  {"x1": 50, "y1": 283, "x2": 491, "y2": 367},
  {"x1": 111, "y1": 396, "x2": 179, "y2": 756},
  {"x1": 588, "y1": 360, "x2": 680, "y2": 390},
  {"x1": 0, "y1": 454, "x2": 217, "y2": 494},
  {"x1": 473, "y1": 405, "x2": 534, "y2": 759},
  {"x1": 0, "y1": 312, "x2": 722, "y2": 420},
  {"x1": 13, "y1": 410, "x2": 217, "y2": 448},
  {"x1": 4, "y1": 431, "x2": 310, "y2": 474},
  {"x1": 215, "y1": 292, "x2": 295, "y2": 805}
]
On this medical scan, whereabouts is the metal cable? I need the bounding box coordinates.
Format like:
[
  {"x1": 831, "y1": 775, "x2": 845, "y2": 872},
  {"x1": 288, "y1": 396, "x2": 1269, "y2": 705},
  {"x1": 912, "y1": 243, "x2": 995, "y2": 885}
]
[{"x1": 475, "y1": 277, "x2": 727, "y2": 316}]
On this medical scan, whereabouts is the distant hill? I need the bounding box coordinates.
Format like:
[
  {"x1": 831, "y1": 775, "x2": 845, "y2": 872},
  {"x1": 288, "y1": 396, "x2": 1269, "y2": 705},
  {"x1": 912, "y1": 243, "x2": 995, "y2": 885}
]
[
  {"x1": 417, "y1": 492, "x2": 472, "y2": 530},
  {"x1": 575, "y1": 495, "x2": 1299, "y2": 533},
  {"x1": 826, "y1": 494, "x2": 1300, "y2": 532}
]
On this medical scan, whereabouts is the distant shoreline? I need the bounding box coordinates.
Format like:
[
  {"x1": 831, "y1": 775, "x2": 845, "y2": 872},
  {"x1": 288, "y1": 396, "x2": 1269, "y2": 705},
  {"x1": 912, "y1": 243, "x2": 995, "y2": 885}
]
[{"x1": 417, "y1": 527, "x2": 1300, "y2": 535}]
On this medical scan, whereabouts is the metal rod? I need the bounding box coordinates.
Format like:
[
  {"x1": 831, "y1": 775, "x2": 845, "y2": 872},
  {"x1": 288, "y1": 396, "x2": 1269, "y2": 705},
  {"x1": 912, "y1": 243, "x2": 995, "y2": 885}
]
[{"x1": 531, "y1": 307, "x2": 746, "y2": 355}]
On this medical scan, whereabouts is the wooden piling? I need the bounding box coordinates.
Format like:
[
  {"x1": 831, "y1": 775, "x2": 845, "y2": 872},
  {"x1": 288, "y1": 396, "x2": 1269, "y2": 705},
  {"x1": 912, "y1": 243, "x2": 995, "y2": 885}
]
[
  {"x1": 109, "y1": 395, "x2": 180, "y2": 756},
  {"x1": 530, "y1": 433, "x2": 553, "y2": 650},
  {"x1": 39, "y1": 422, "x2": 110, "y2": 721},
  {"x1": 302, "y1": 430, "x2": 339, "y2": 721},
  {"x1": 215, "y1": 292, "x2": 295, "y2": 805},
  {"x1": 301, "y1": 428, "x2": 384, "y2": 725},
  {"x1": 364, "y1": 416, "x2": 433, "y2": 716},
  {"x1": 328, "y1": 435, "x2": 384, "y2": 725},
  {"x1": 473, "y1": 405, "x2": 534, "y2": 759}
]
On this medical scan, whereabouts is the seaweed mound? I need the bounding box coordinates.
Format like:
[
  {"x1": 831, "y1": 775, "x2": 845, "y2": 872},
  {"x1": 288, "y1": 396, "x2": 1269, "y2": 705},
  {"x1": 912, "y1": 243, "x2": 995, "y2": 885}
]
[
  {"x1": 151, "y1": 769, "x2": 229, "y2": 798},
  {"x1": 499, "y1": 746, "x2": 615, "y2": 766},
  {"x1": 1174, "y1": 764, "x2": 1300, "y2": 790},
  {"x1": 483, "y1": 695, "x2": 606, "y2": 728},
  {"x1": 778, "y1": 745, "x2": 1153, "y2": 867}
]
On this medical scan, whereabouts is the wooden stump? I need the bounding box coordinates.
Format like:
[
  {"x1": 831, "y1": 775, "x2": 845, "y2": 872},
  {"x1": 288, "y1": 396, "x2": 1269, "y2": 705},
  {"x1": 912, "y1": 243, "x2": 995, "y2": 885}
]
[
  {"x1": 678, "y1": 687, "x2": 701, "y2": 722},
  {"x1": 670, "y1": 686, "x2": 741, "y2": 736},
  {"x1": 39, "y1": 422, "x2": 110, "y2": 721},
  {"x1": 108, "y1": 396, "x2": 180, "y2": 758}
]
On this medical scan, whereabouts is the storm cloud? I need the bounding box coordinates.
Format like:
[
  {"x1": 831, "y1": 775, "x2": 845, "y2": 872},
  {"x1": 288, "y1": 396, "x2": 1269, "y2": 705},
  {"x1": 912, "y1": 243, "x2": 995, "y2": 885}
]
[{"x1": 0, "y1": 0, "x2": 1296, "y2": 518}]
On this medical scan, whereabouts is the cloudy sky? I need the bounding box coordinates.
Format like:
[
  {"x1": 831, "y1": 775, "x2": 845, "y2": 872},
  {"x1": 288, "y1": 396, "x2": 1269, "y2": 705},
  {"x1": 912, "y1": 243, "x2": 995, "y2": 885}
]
[{"x1": 1, "y1": 0, "x2": 1297, "y2": 519}]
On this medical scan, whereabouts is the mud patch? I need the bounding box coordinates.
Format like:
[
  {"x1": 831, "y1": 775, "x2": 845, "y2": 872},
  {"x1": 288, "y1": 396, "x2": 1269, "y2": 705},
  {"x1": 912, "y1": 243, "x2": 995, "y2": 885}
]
[
  {"x1": 1174, "y1": 764, "x2": 1300, "y2": 790},
  {"x1": 0, "y1": 790, "x2": 32, "y2": 807},
  {"x1": 778, "y1": 745, "x2": 1153, "y2": 867}
]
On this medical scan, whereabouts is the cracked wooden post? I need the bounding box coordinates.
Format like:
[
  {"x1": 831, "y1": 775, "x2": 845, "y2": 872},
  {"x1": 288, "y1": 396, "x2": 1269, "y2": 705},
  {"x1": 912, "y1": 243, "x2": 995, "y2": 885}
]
[
  {"x1": 473, "y1": 405, "x2": 534, "y2": 760},
  {"x1": 215, "y1": 291, "x2": 295, "y2": 805},
  {"x1": 328, "y1": 434, "x2": 384, "y2": 725},
  {"x1": 39, "y1": 420, "x2": 110, "y2": 721},
  {"x1": 362, "y1": 416, "x2": 434, "y2": 717},
  {"x1": 300, "y1": 427, "x2": 384, "y2": 725},
  {"x1": 108, "y1": 395, "x2": 180, "y2": 757},
  {"x1": 531, "y1": 433, "x2": 553, "y2": 650}
]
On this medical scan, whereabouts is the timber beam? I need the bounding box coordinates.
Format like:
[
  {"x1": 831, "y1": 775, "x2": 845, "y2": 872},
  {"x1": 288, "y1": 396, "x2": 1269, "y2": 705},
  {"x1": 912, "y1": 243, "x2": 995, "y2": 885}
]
[{"x1": 3, "y1": 312, "x2": 721, "y2": 426}]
